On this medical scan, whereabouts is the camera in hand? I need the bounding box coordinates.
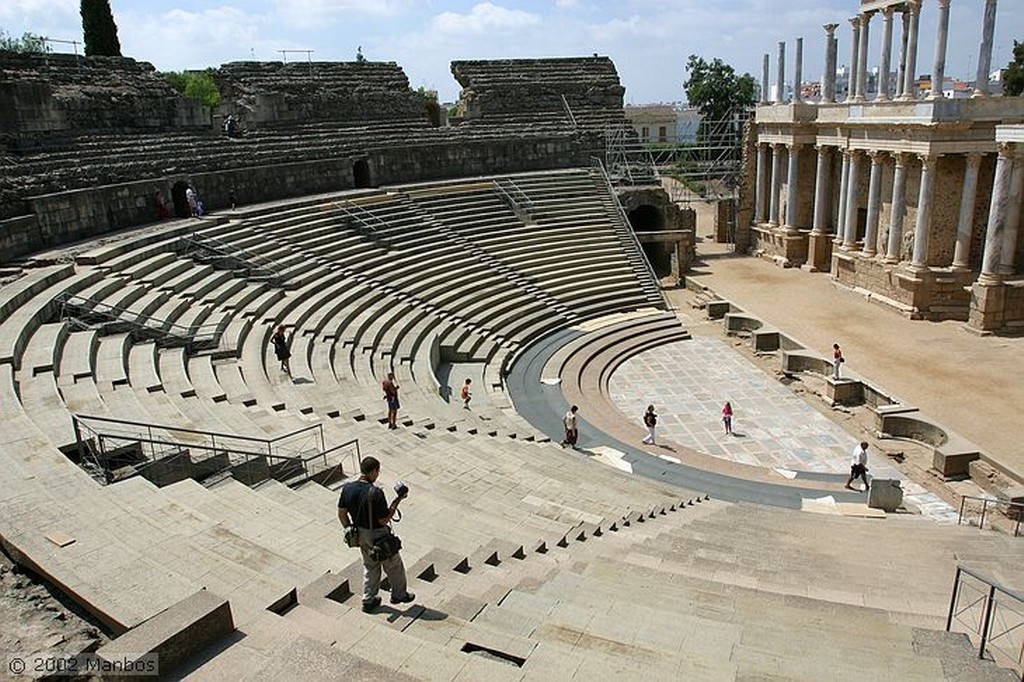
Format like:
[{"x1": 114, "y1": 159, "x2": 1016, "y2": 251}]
[{"x1": 394, "y1": 481, "x2": 409, "y2": 498}]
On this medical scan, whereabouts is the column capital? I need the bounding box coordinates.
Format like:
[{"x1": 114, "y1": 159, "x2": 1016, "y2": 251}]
[
  {"x1": 849, "y1": 15, "x2": 861, "y2": 28},
  {"x1": 965, "y1": 151, "x2": 985, "y2": 167},
  {"x1": 907, "y1": 0, "x2": 921, "y2": 16},
  {"x1": 935, "y1": 0, "x2": 951, "y2": 8},
  {"x1": 867, "y1": 149, "x2": 887, "y2": 163},
  {"x1": 881, "y1": 6, "x2": 895, "y2": 20},
  {"x1": 997, "y1": 141, "x2": 1018, "y2": 159},
  {"x1": 824, "y1": 23, "x2": 839, "y2": 36},
  {"x1": 786, "y1": 142, "x2": 803, "y2": 151},
  {"x1": 772, "y1": 142, "x2": 786, "y2": 151},
  {"x1": 893, "y1": 151, "x2": 911, "y2": 166},
  {"x1": 917, "y1": 153, "x2": 940, "y2": 167}
]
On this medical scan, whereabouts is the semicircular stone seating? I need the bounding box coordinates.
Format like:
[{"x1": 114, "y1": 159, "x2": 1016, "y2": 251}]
[{"x1": 1, "y1": 168, "x2": 1022, "y2": 680}]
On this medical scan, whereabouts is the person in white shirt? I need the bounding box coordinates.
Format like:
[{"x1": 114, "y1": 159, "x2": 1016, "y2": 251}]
[
  {"x1": 845, "y1": 441, "x2": 870, "y2": 491},
  {"x1": 561, "y1": 405, "x2": 579, "y2": 448}
]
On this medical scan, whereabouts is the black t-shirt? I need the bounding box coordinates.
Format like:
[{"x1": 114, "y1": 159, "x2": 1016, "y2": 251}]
[{"x1": 338, "y1": 480, "x2": 387, "y2": 529}]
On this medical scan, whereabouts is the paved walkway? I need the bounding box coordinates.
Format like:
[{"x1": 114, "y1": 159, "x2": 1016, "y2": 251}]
[
  {"x1": 608, "y1": 337, "x2": 958, "y2": 521},
  {"x1": 678, "y1": 249, "x2": 1024, "y2": 482}
]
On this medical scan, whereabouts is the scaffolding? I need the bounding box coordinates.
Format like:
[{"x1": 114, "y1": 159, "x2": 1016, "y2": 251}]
[{"x1": 605, "y1": 108, "x2": 752, "y2": 203}]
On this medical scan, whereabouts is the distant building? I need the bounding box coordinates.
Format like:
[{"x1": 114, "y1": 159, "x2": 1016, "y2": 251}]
[{"x1": 624, "y1": 104, "x2": 703, "y2": 144}]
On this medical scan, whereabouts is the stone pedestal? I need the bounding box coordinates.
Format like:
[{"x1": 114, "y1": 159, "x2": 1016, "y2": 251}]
[
  {"x1": 803, "y1": 231, "x2": 834, "y2": 272},
  {"x1": 826, "y1": 377, "x2": 863, "y2": 406},
  {"x1": 868, "y1": 479, "x2": 903, "y2": 512},
  {"x1": 968, "y1": 280, "x2": 1006, "y2": 332}
]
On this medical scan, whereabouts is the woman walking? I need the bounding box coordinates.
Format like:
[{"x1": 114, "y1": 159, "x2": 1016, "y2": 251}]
[
  {"x1": 271, "y1": 325, "x2": 291, "y2": 374},
  {"x1": 722, "y1": 401, "x2": 733, "y2": 435}
]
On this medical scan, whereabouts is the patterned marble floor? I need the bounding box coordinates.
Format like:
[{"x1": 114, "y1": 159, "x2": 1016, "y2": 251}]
[{"x1": 608, "y1": 337, "x2": 958, "y2": 522}]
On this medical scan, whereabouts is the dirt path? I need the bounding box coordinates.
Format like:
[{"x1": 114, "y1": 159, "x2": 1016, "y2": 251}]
[{"x1": 677, "y1": 247, "x2": 1024, "y2": 481}]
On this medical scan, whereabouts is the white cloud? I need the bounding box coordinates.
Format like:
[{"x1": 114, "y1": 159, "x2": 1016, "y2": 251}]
[
  {"x1": 271, "y1": 0, "x2": 410, "y2": 29},
  {"x1": 432, "y1": 3, "x2": 541, "y2": 36}
]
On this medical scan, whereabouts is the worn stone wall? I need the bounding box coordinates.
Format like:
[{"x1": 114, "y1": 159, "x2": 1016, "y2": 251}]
[
  {"x1": 451, "y1": 57, "x2": 625, "y2": 121},
  {"x1": 0, "y1": 52, "x2": 208, "y2": 147},
  {"x1": 214, "y1": 61, "x2": 426, "y2": 128},
  {"x1": 3, "y1": 135, "x2": 586, "y2": 263},
  {"x1": 735, "y1": 120, "x2": 756, "y2": 251}
]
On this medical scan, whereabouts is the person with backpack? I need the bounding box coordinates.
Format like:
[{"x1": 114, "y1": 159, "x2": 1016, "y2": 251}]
[
  {"x1": 642, "y1": 404, "x2": 657, "y2": 445},
  {"x1": 561, "y1": 405, "x2": 579, "y2": 448}
]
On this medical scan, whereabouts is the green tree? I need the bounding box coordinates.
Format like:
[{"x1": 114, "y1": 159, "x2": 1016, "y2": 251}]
[
  {"x1": 0, "y1": 30, "x2": 49, "y2": 54},
  {"x1": 1004, "y1": 40, "x2": 1024, "y2": 96},
  {"x1": 160, "y1": 69, "x2": 221, "y2": 108},
  {"x1": 683, "y1": 55, "x2": 756, "y2": 122},
  {"x1": 81, "y1": 0, "x2": 121, "y2": 56}
]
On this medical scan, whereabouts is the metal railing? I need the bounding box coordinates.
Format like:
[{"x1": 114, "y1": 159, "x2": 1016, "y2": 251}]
[
  {"x1": 947, "y1": 564, "x2": 1024, "y2": 680},
  {"x1": 330, "y1": 200, "x2": 391, "y2": 250},
  {"x1": 958, "y1": 494, "x2": 1023, "y2": 537},
  {"x1": 179, "y1": 232, "x2": 285, "y2": 284},
  {"x1": 561, "y1": 94, "x2": 578, "y2": 129},
  {"x1": 57, "y1": 292, "x2": 223, "y2": 351},
  {"x1": 70, "y1": 413, "x2": 358, "y2": 487},
  {"x1": 589, "y1": 156, "x2": 663, "y2": 302},
  {"x1": 492, "y1": 178, "x2": 536, "y2": 222}
]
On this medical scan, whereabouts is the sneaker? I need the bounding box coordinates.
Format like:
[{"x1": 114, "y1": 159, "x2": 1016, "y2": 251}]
[
  {"x1": 361, "y1": 596, "x2": 382, "y2": 613},
  {"x1": 390, "y1": 592, "x2": 416, "y2": 605}
]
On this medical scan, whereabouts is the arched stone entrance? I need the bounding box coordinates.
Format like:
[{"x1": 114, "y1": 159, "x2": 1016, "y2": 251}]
[
  {"x1": 171, "y1": 181, "x2": 191, "y2": 219},
  {"x1": 627, "y1": 205, "x2": 672, "y2": 275},
  {"x1": 353, "y1": 160, "x2": 372, "y2": 188}
]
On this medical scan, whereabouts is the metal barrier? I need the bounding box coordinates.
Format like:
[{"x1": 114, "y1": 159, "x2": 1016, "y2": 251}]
[
  {"x1": 57, "y1": 292, "x2": 223, "y2": 351},
  {"x1": 946, "y1": 564, "x2": 1024, "y2": 680},
  {"x1": 958, "y1": 494, "x2": 1023, "y2": 537},
  {"x1": 70, "y1": 413, "x2": 358, "y2": 488},
  {"x1": 179, "y1": 232, "x2": 285, "y2": 284},
  {"x1": 561, "y1": 94, "x2": 578, "y2": 130},
  {"x1": 492, "y1": 178, "x2": 536, "y2": 222},
  {"x1": 330, "y1": 200, "x2": 392, "y2": 250},
  {"x1": 589, "y1": 156, "x2": 663, "y2": 303}
]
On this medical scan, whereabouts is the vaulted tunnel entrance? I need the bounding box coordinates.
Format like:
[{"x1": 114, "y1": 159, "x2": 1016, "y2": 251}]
[{"x1": 627, "y1": 205, "x2": 671, "y2": 276}]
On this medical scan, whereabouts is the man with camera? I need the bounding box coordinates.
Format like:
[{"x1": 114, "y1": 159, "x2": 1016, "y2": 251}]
[{"x1": 337, "y1": 456, "x2": 415, "y2": 613}]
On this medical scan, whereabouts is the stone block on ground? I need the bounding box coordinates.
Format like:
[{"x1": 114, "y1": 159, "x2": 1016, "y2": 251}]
[{"x1": 868, "y1": 479, "x2": 904, "y2": 512}]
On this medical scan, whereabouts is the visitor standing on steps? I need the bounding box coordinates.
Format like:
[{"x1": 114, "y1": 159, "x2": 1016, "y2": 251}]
[
  {"x1": 185, "y1": 184, "x2": 198, "y2": 218},
  {"x1": 382, "y1": 372, "x2": 400, "y2": 429},
  {"x1": 845, "y1": 441, "x2": 870, "y2": 491},
  {"x1": 271, "y1": 325, "x2": 291, "y2": 374},
  {"x1": 561, "y1": 405, "x2": 579, "y2": 448},
  {"x1": 722, "y1": 401, "x2": 733, "y2": 435},
  {"x1": 337, "y1": 456, "x2": 415, "y2": 613},
  {"x1": 832, "y1": 343, "x2": 844, "y2": 380},
  {"x1": 642, "y1": 404, "x2": 658, "y2": 445},
  {"x1": 460, "y1": 378, "x2": 472, "y2": 409}
]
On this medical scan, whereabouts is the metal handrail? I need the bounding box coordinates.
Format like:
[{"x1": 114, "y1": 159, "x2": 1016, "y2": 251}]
[
  {"x1": 180, "y1": 232, "x2": 285, "y2": 282},
  {"x1": 589, "y1": 156, "x2": 663, "y2": 300},
  {"x1": 958, "y1": 494, "x2": 1023, "y2": 537},
  {"x1": 946, "y1": 564, "x2": 1024, "y2": 680},
  {"x1": 70, "y1": 413, "x2": 341, "y2": 486},
  {"x1": 57, "y1": 292, "x2": 223, "y2": 349},
  {"x1": 492, "y1": 178, "x2": 535, "y2": 222},
  {"x1": 330, "y1": 200, "x2": 391, "y2": 249},
  {"x1": 561, "y1": 94, "x2": 578, "y2": 129}
]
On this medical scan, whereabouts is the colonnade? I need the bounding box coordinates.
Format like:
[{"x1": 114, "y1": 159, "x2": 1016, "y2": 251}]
[{"x1": 753, "y1": 142, "x2": 1024, "y2": 277}]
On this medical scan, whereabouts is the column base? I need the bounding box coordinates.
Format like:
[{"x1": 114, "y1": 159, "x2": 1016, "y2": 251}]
[
  {"x1": 804, "y1": 231, "x2": 834, "y2": 272},
  {"x1": 968, "y1": 278, "x2": 1007, "y2": 331}
]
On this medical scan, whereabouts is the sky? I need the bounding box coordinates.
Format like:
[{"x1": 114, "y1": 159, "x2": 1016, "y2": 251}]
[{"x1": 2, "y1": 1, "x2": 1022, "y2": 104}]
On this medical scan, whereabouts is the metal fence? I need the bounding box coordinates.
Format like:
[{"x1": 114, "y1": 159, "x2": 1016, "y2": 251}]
[
  {"x1": 958, "y1": 494, "x2": 1023, "y2": 537},
  {"x1": 946, "y1": 564, "x2": 1024, "y2": 680}
]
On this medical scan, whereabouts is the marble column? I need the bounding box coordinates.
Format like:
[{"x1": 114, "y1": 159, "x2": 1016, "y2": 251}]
[
  {"x1": 769, "y1": 143, "x2": 783, "y2": 226},
  {"x1": 980, "y1": 144, "x2": 1016, "y2": 282},
  {"x1": 812, "y1": 146, "x2": 831, "y2": 233},
  {"x1": 895, "y1": 7, "x2": 910, "y2": 98},
  {"x1": 843, "y1": 150, "x2": 862, "y2": 247},
  {"x1": 784, "y1": 143, "x2": 800, "y2": 232},
  {"x1": 999, "y1": 153, "x2": 1024, "y2": 275},
  {"x1": 886, "y1": 153, "x2": 909, "y2": 262},
  {"x1": 863, "y1": 151, "x2": 884, "y2": 256},
  {"x1": 847, "y1": 16, "x2": 861, "y2": 102},
  {"x1": 877, "y1": 7, "x2": 894, "y2": 101},
  {"x1": 755, "y1": 143, "x2": 768, "y2": 223},
  {"x1": 974, "y1": 0, "x2": 998, "y2": 97},
  {"x1": 953, "y1": 153, "x2": 983, "y2": 269},
  {"x1": 901, "y1": 1, "x2": 921, "y2": 100},
  {"x1": 930, "y1": 0, "x2": 952, "y2": 99},
  {"x1": 836, "y1": 151, "x2": 851, "y2": 244},
  {"x1": 794, "y1": 37, "x2": 804, "y2": 103},
  {"x1": 761, "y1": 53, "x2": 770, "y2": 104},
  {"x1": 856, "y1": 11, "x2": 872, "y2": 102},
  {"x1": 823, "y1": 24, "x2": 839, "y2": 102},
  {"x1": 777, "y1": 41, "x2": 786, "y2": 103},
  {"x1": 910, "y1": 154, "x2": 937, "y2": 269}
]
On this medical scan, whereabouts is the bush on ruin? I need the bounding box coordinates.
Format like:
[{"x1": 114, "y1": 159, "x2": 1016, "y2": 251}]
[
  {"x1": 1005, "y1": 40, "x2": 1024, "y2": 97},
  {"x1": 0, "y1": 30, "x2": 49, "y2": 54},
  {"x1": 161, "y1": 69, "x2": 222, "y2": 109}
]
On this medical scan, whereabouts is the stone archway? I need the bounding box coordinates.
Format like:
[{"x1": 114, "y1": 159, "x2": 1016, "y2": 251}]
[
  {"x1": 627, "y1": 204, "x2": 672, "y2": 276},
  {"x1": 353, "y1": 160, "x2": 372, "y2": 188},
  {"x1": 170, "y1": 181, "x2": 191, "y2": 219}
]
